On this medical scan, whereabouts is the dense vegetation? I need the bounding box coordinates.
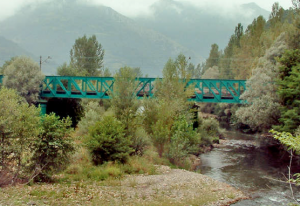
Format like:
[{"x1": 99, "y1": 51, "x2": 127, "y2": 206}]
[
  {"x1": 1, "y1": 3, "x2": 300, "y2": 203},
  {"x1": 201, "y1": 2, "x2": 300, "y2": 135},
  {"x1": 0, "y1": 35, "x2": 222, "y2": 186},
  {"x1": 200, "y1": 1, "x2": 300, "y2": 196}
]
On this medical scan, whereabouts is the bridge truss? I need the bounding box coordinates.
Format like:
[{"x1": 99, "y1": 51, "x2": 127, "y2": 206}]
[{"x1": 0, "y1": 75, "x2": 246, "y2": 103}]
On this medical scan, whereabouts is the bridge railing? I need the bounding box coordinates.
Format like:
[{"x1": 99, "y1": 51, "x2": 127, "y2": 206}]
[
  {"x1": 41, "y1": 76, "x2": 246, "y2": 103},
  {"x1": 187, "y1": 79, "x2": 246, "y2": 103}
]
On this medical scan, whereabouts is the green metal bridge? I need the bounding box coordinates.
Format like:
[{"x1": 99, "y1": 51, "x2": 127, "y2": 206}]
[{"x1": 0, "y1": 75, "x2": 246, "y2": 104}]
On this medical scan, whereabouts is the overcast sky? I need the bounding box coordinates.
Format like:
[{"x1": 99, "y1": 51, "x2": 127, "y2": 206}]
[{"x1": 0, "y1": 0, "x2": 294, "y2": 21}]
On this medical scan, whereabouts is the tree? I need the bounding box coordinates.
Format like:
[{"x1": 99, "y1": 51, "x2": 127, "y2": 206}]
[
  {"x1": 30, "y1": 113, "x2": 75, "y2": 181},
  {"x1": 203, "y1": 44, "x2": 220, "y2": 73},
  {"x1": 275, "y1": 49, "x2": 300, "y2": 133},
  {"x1": 3, "y1": 56, "x2": 45, "y2": 105},
  {"x1": 234, "y1": 23, "x2": 244, "y2": 48},
  {"x1": 85, "y1": 116, "x2": 133, "y2": 165},
  {"x1": 235, "y1": 33, "x2": 288, "y2": 132},
  {"x1": 70, "y1": 35, "x2": 104, "y2": 76},
  {"x1": 219, "y1": 23, "x2": 243, "y2": 79},
  {"x1": 111, "y1": 66, "x2": 150, "y2": 155},
  {"x1": 0, "y1": 87, "x2": 40, "y2": 185},
  {"x1": 77, "y1": 101, "x2": 105, "y2": 136},
  {"x1": 201, "y1": 66, "x2": 220, "y2": 79},
  {"x1": 111, "y1": 66, "x2": 140, "y2": 132},
  {"x1": 0, "y1": 57, "x2": 17, "y2": 75},
  {"x1": 57, "y1": 62, "x2": 77, "y2": 76},
  {"x1": 292, "y1": 0, "x2": 300, "y2": 9},
  {"x1": 270, "y1": 130, "x2": 300, "y2": 204},
  {"x1": 269, "y1": 3, "x2": 284, "y2": 27},
  {"x1": 143, "y1": 54, "x2": 197, "y2": 158}
]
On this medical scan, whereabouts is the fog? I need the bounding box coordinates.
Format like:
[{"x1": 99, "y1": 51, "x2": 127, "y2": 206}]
[{"x1": 0, "y1": 0, "x2": 293, "y2": 21}]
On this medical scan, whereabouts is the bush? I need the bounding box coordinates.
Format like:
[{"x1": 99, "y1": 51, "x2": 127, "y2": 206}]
[
  {"x1": 130, "y1": 127, "x2": 151, "y2": 156},
  {"x1": 198, "y1": 117, "x2": 221, "y2": 146},
  {"x1": 77, "y1": 101, "x2": 105, "y2": 136},
  {"x1": 85, "y1": 116, "x2": 133, "y2": 165},
  {"x1": 0, "y1": 87, "x2": 41, "y2": 186},
  {"x1": 166, "y1": 115, "x2": 201, "y2": 164},
  {"x1": 30, "y1": 113, "x2": 75, "y2": 182}
]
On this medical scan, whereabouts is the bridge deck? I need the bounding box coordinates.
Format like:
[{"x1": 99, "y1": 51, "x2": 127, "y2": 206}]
[{"x1": 0, "y1": 75, "x2": 246, "y2": 103}]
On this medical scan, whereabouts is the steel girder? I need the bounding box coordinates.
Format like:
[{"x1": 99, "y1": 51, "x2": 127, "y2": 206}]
[{"x1": 0, "y1": 75, "x2": 246, "y2": 103}]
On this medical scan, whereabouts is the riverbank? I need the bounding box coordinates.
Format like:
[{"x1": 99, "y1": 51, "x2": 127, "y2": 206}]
[
  {"x1": 0, "y1": 165, "x2": 247, "y2": 206},
  {"x1": 199, "y1": 130, "x2": 300, "y2": 205}
]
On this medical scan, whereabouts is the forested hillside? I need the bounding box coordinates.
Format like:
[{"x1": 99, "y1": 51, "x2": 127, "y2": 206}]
[
  {"x1": 134, "y1": 0, "x2": 269, "y2": 60},
  {"x1": 202, "y1": 2, "x2": 300, "y2": 136}
]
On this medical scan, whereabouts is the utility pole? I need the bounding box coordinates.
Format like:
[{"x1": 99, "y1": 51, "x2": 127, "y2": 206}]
[
  {"x1": 40, "y1": 56, "x2": 42, "y2": 71},
  {"x1": 40, "y1": 56, "x2": 51, "y2": 71}
]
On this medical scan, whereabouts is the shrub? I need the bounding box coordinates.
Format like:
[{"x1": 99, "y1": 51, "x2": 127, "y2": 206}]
[
  {"x1": 30, "y1": 113, "x2": 75, "y2": 182},
  {"x1": 85, "y1": 116, "x2": 133, "y2": 165},
  {"x1": 0, "y1": 87, "x2": 40, "y2": 186},
  {"x1": 166, "y1": 115, "x2": 200, "y2": 164},
  {"x1": 77, "y1": 101, "x2": 105, "y2": 136},
  {"x1": 130, "y1": 127, "x2": 151, "y2": 156},
  {"x1": 198, "y1": 117, "x2": 221, "y2": 146}
]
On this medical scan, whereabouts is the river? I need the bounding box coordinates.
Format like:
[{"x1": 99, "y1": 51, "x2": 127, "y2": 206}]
[{"x1": 199, "y1": 130, "x2": 300, "y2": 205}]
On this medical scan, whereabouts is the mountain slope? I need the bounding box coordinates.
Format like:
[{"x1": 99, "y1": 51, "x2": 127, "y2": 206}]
[
  {"x1": 134, "y1": 0, "x2": 270, "y2": 58},
  {"x1": 0, "y1": 0, "x2": 198, "y2": 76},
  {"x1": 0, "y1": 35, "x2": 35, "y2": 66}
]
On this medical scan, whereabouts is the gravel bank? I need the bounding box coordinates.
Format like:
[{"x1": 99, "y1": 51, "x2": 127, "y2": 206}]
[{"x1": 118, "y1": 165, "x2": 248, "y2": 205}]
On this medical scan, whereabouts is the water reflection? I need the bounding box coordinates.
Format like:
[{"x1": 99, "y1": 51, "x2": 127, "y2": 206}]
[{"x1": 199, "y1": 131, "x2": 300, "y2": 205}]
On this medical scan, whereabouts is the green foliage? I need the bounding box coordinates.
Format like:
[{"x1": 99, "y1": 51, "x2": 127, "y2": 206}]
[
  {"x1": 111, "y1": 66, "x2": 140, "y2": 129},
  {"x1": 151, "y1": 118, "x2": 171, "y2": 157},
  {"x1": 30, "y1": 113, "x2": 75, "y2": 181},
  {"x1": 130, "y1": 127, "x2": 151, "y2": 156},
  {"x1": 219, "y1": 23, "x2": 243, "y2": 79},
  {"x1": 270, "y1": 130, "x2": 300, "y2": 152},
  {"x1": 3, "y1": 56, "x2": 45, "y2": 104},
  {"x1": 203, "y1": 44, "x2": 220, "y2": 74},
  {"x1": 270, "y1": 129, "x2": 300, "y2": 186},
  {"x1": 275, "y1": 49, "x2": 300, "y2": 133},
  {"x1": 235, "y1": 33, "x2": 287, "y2": 132},
  {"x1": 70, "y1": 34, "x2": 104, "y2": 76},
  {"x1": 57, "y1": 62, "x2": 77, "y2": 76},
  {"x1": 166, "y1": 115, "x2": 200, "y2": 164},
  {"x1": 57, "y1": 35, "x2": 105, "y2": 77},
  {"x1": 197, "y1": 117, "x2": 221, "y2": 146},
  {"x1": 0, "y1": 87, "x2": 41, "y2": 185},
  {"x1": 269, "y1": 3, "x2": 284, "y2": 27},
  {"x1": 143, "y1": 54, "x2": 199, "y2": 162},
  {"x1": 110, "y1": 66, "x2": 150, "y2": 155},
  {"x1": 201, "y1": 66, "x2": 220, "y2": 79},
  {"x1": 85, "y1": 116, "x2": 133, "y2": 165},
  {"x1": 77, "y1": 101, "x2": 105, "y2": 136},
  {"x1": 0, "y1": 57, "x2": 17, "y2": 75}
]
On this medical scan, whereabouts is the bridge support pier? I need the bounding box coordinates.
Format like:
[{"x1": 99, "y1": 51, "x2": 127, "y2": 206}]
[{"x1": 38, "y1": 99, "x2": 47, "y2": 116}]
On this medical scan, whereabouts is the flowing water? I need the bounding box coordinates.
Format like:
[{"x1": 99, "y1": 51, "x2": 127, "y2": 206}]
[{"x1": 199, "y1": 131, "x2": 300, "y2": 205}]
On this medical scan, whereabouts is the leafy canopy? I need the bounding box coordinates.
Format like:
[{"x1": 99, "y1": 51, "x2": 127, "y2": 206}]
[{"x1": 3, "y1": 56, "x2": 44, "y2": 104}]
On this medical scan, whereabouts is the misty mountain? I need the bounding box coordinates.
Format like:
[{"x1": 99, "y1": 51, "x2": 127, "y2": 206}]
[
  {"x1": 0, "y1": 35, "x2": 34, "y2": 65},
  {"x1": 0, "y1": 0, "x2": 269, "y2": 76},
  {"x1": 0, "y1": 0, "x2": 198, "y2": 76},
  {"x1": 134, "y1": 0, "x2": 270, "y2": 59}
]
